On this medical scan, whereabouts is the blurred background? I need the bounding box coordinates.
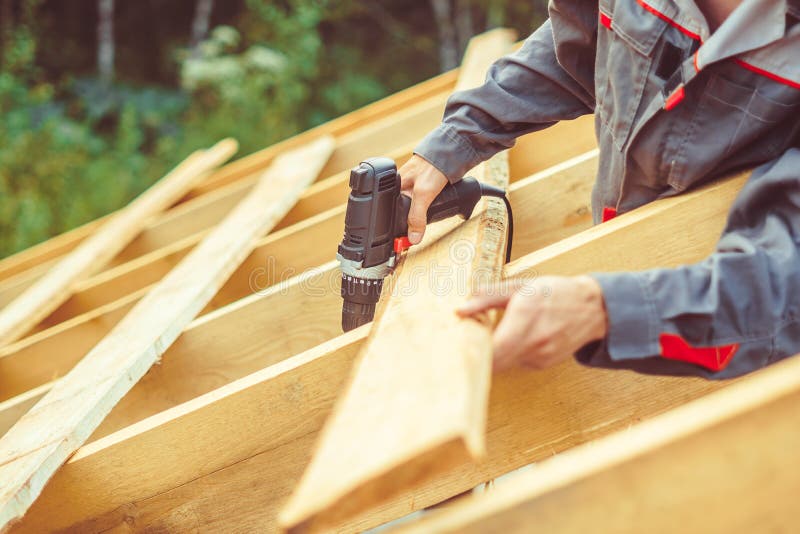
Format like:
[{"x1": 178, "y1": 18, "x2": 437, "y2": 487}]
[{"x1": 0, "y1": 0, "x2": 547, "y2": 258}]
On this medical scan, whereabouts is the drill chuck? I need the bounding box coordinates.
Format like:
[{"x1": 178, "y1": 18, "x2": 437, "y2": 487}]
[
  {"x1": 340, "y1": 274, "x2": 383, "y2": 332},
  {"x1": 337, "y1": 255, "x2": 394, "y2": 332}
]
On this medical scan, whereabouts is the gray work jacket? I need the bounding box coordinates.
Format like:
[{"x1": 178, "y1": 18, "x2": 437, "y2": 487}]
[{"x1": 415, "y1": 0, "x2": 800, "y2": 378}]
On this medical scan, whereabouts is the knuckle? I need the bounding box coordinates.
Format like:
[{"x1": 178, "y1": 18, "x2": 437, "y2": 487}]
[
  {"x1": 530, "y1": 333, "x2": 550, "y2": 350},
  {"x1": 408, "y1": 210, "x2": 426, "y2": 224},
  {"x1": 521, "y1": 356, "x2": 545, "y2": 370},
  {"x1": 415, "y1": 180, "x2": 441, "y2": 196}
]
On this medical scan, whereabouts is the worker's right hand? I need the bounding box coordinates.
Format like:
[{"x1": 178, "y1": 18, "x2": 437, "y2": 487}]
[{"x1": 398, "y1": 155, "x2": 449, "y2": 245}]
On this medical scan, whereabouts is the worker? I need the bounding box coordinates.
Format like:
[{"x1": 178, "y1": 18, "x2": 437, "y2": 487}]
[{"x1": 401, "y1": 0, "x2": 800, "y2": 378}]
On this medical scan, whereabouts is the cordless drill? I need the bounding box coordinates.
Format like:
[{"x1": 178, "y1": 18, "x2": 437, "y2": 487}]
[{"x1": 336, "y1": 157, "x2": 513, "y2": 332}]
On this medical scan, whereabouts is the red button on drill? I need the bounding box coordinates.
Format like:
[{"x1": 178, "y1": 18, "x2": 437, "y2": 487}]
[{"x1": 394, "y1": 236, "x2": 412, "y2": 253}]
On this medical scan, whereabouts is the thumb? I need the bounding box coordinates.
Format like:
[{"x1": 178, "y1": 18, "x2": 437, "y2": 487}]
[{"x1": 407, "y1": 192, "x2": 430, "y2": 245}]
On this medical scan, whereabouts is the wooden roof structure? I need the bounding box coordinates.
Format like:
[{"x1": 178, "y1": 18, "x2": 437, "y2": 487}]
[{"x1": 0, "y1": 28, "x2": 794, "y2": 533}]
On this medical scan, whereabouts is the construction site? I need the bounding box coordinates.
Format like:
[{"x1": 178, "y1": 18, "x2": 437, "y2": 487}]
[{"x1": 0, "y1": 21, "x2": 798, "y2": 534}]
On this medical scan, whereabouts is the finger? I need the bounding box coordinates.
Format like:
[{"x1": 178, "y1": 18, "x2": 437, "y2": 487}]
[
  {"x1": 398, "y1": 155, "x2": 423, "y2": 193},
  {"x1": 456, "y1": 292, "x2": 511, "y2": 317},
  {"x1": 457, "y1": 278, "x2": 530, "y2": 317},
  {"x1": 491, "y1": 298, "x2": 533, "y2": 368},
  {"x1": 407, "y1": 193, "x2": 430, "y2": 245},
  {"x1": 399, "y1": 169, "x2": 414, "y2": 194}
]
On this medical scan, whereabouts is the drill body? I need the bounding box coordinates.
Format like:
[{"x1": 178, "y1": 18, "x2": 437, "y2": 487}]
[{"x1": 337, "y1": 157, "x2": 505, "y2": 332}]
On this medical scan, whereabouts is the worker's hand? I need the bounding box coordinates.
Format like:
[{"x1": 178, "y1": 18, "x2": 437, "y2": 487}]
[
  {"x1": 457, "y1": 276, "x2": 608, "y2": 371},
  {"x1": 398, "y1": 155, "x2": 449, "y2": 245}
]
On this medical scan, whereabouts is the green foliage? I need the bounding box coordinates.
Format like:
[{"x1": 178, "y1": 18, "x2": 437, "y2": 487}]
[{"x1": 0, "y1": 0, "x2": 547, "y2": 258}]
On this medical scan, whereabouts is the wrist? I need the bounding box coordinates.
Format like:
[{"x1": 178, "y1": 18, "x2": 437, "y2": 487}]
[{"x1": 576, "y1": 275, "x2": 608, "y2": 340}]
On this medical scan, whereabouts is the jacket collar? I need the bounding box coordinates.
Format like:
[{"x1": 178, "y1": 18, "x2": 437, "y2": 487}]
[
  {"x1": 644, "y1": 0, "x2": 800, "y2": 87},
  {"x1": 694, "y1": 0, "x2": 788, "y2": 68}
]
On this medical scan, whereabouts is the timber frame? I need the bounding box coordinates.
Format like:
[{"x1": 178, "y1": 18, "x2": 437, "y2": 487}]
[{"x1": 0, "y1": 28, "x2": 793, "y2": 533}]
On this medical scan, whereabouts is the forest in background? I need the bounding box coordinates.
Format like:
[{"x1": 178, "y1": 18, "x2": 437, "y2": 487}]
[{"x1": 0, "y1": 0, "x2": 547, "y2": 258}]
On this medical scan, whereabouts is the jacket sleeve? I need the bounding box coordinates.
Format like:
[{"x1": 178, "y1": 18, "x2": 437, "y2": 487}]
[
  {"x1": 414, "y1": 0, "x2": 598, "y2": 183},
  {"x1": 577, "y1": 148, "x2": 800, "y2": 379}
]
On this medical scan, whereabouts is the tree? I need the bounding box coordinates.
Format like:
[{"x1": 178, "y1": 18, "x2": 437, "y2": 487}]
[
  {"x1": 429, "y1": 0, "x2": 458, "y2": 70},
  {"x1": 97, "y1": 0, "x2": 114, "y2": 84},
  {"x1": 190, "y1": 0, "x2": 215, "y2": 59},
  {"x1": 429, "y1": 0, "x2": 477, "y2": 72},
  {"x1": 455, "y1": 0, "x2": 473, "y2": 53}
]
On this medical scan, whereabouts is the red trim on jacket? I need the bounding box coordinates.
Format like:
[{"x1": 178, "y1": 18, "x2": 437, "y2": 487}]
[
  {"x1": 600, "y1": 11, "x2": 613, "y2": 30},
  {"x1": 734, "y1": 59, "x2": 800, "y2": 90},
  {"x1": 659, "y1": 333, "x2": 739, "y2": 371},
  {"x1": 602, "y1": 206, "x2": 618, "y2": 222},
  {"x1": 664, "y1": 85, "x2": 686, "y2": 110},
  {"x1": 634, "y1": 1, "x2": 800, "y2": 91},
  {"x1": 635, "y1": 0, "x2": 702, "y2": 40}
]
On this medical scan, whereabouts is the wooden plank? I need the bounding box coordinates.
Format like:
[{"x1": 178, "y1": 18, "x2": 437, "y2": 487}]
[
  {"x1": 0, "y1": 264, "x2": 340, "y2": 439},
  {"x1": 108, "y1": 93, "x2": 445, "y2": 267},
  {"x1": 186, "y1": 69, "x2": 458, "y2": 200},
  {"x1": 509, "y1": 149, "x2": 596, "y2": 259},
  {"x1": 8, "y1": 329, "x2": 368, "y2": 534},
  {"x1": 0, "y1": 150, "x2": 597, "y2": 433},
  {"x1": 0, "y1": 142, "x2": 596, "y2": 411},
  {"x1": 6, "y1": 112, "x2": 599, "y2": 328},
  {"x1": 0, "y1": 137, "x2": 334, "y2": 529},
  {"x1": 397, "y1": 354, "x2": 800, "y2": 534},
  {"x1": 509, "y1": 115, "x2": 596, "y2": 180},
  {"x1": 279, "y1": 28, "x2": 517, "y2": 532},
  {"x1": 0, "y1": 219, "x2": 107, "y2": 283},
  {"x1": 9, "y1": 170, "x2": 746, "y2": 534},
  {"x1": 18, "y1": 145, "x2": 412, "y2": 329},
  {"x1": 0, "y1": 69, "x2": 457, "y2": 283},
  {"x1": 0, "y1": 140, "x2": 238, "y2": 347},
  {"x1": 0, "y1": 92, "x2": 448, "y2": 309}
]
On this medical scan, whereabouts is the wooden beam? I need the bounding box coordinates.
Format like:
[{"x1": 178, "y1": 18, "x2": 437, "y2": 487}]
[
  {"x1": 111, "y1": 93, "x2": 445, "y2": 267},
  {"x1": 0, "y1": 92, "x2": 447, "y2": 310},
  {"x1": 17, "y1": 145, "x2": 411, "y2": 330},
  {"x1": 186, "y1": 69, "x2": 458, "y2": 200},
  {"x1": 8, "y1": 329, "x2": 368, "y2": 534},
  {"x1": 0, "y1": 150, "x2": 596, "y2": 433},
  {"x1": 0, "y1": 219, "x2": 107, "y2": 284},
  {"x1": 0, "y1": 140, "x2": 238, "y2": 347},
  {"x1": 509, "y1": 114, "x2": 596, "y2": 180},
  {"x1": 397, "y1": 354, "x2": 800, "y2": 534},
  {"x1": 509, "y1": 149, "x2": 596, "y2": 259},
  {"x1": 0, "y1": 137, "x2": 334, "y2": 529},
  {"x1": 6, "y1": 113, "x2": 599, "y2": 329},
  {"x1": 0, "y1": 263, "x2": 340, "y2": 439},
  {"x1": 0, "y1": 69, "x2": 457, "y2": 284},
  {"x1": 0, "y1": 109, "x2": 597, "y2": 318},
  {"x1": 26, "y1": 139, "x2": 588, "y2": 340},
  {"x1": 279, "y1": 29, "x2": 516, "y2": 532},
  {"x1": 8, "y1": 170, "x2": 746, "y2": 534}
]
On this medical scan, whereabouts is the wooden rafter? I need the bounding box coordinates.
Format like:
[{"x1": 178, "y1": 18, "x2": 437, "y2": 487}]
[
  {"x1": 0, "y1": 93, "x2": 446, "y2": 308},
  {"x1": 0, "y1": 18, "x2": 786, "y2": 532},
  {"x1": 397, "y1": 350, "x2": 800, "y2": 533},
  {"x1": 0, "y1": 112, "x2": 597, "y2": 334},
  {"x1": 0, "y1": 140, "x2": 237, "y2": 347},
  {"x1": 279, "y1": 29, "x2": 516, "y2": 531},
  {"x1": 0, "y1": 149, "x2": 596, "y2": 436},
  {"x1": 7, "y1": 168, "x2": 747, "y2": 533},
  {"x1": 0, "y1": 138, "x2": 334, "y2": 529},
  {"x1": 0, "y1": 69, "x2": 457, "y2": 285}
]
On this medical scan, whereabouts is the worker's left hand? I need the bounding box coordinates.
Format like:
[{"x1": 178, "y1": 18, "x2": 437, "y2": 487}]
[{"x1": 457, "y1": 275, "x2": 608, "y2": 371}]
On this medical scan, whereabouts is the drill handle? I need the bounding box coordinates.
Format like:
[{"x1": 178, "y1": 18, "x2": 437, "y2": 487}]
[{"x1": 395, "y1": 176, "x2": 483, "y2": 236}]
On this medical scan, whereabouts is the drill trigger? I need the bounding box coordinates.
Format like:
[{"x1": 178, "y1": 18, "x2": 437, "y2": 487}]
[{"x1": 393, "y1": 236, "x2": 412, "y2": 254}]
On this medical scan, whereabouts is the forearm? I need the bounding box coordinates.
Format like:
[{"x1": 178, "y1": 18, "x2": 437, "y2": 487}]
[
  {"x1": 416, "y1": 8, "x2": 597, "y2": 182},
  {"x1": 578, "y1": 149, "x2": 800, "y2": 378}
]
